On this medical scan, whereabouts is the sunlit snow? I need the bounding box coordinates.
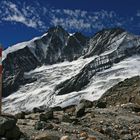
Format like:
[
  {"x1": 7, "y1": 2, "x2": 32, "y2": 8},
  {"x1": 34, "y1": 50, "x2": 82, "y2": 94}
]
[
  {"x1": 2, "y1": 54, "x2": 140, "y2": 114},
  {"x1": 2, "y1": 30, "x2": 140, "y2": 114},
  {"x1": 2, "y1": 57, "x2": 94, "y2": 113}
]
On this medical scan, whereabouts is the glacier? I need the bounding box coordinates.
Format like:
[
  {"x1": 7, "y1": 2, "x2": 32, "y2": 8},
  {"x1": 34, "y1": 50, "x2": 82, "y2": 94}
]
[
  {"x1": 2, "y1": 57, "x2": 94, "y2": 113},
  {"x1": 2, "y1": 55, "x2": 140, "y2": 114},
  {"x1": 2, "y1": 27, "x2": 140, "y2": 114}
]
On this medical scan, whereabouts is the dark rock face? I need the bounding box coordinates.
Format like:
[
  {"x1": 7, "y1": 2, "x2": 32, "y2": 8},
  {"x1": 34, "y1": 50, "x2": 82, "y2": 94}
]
[
  {"x1": 3, "y1": 47, "x2": 40, "y2": 97},
  {"x1": 45, "y1": 27, "x2": 89, "y2": 64}
]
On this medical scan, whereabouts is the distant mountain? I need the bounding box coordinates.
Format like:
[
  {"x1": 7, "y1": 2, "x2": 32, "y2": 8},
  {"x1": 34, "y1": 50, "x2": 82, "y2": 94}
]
[{"x1": 2, "y1": 26, "x2": 140, "y2": 113}]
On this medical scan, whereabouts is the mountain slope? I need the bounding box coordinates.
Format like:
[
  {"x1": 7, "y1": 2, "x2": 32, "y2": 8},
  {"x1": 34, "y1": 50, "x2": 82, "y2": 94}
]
[
  {"x1": 98, "y1": 75, "x2": 140, "y2": 106},
  {"x1": 2, "y1": 26, "x2": 140, "y2": 113},
  {"x1": 3, "y1": 26, "x2": 89, "y2": 97}
]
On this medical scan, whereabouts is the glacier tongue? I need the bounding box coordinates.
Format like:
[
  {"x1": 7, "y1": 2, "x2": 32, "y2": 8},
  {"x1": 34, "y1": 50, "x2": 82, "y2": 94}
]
[{"x1": 3, "y1": 55, "x2": 140, "y2": 114}]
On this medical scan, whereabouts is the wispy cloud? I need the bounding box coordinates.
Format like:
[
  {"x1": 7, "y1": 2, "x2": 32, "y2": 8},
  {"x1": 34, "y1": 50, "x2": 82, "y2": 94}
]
[
  {"x1": 49, "y1": 9, "x2": 125, "y2": 32},
  {"x1": 0, "y1": 0, "x2": 46, "y2": 30},
  {"x1": 0, "y1": 0, "x2": 139, "y2": 34},
  {"x1": 136, "y1": 10, "x2": 140, "y2": 17}
]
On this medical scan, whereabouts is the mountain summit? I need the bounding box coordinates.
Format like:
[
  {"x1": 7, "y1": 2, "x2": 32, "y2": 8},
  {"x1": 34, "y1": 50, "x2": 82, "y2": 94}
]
[{"x1": 2, "y1": 26, "x2": 140, "y2": 113}]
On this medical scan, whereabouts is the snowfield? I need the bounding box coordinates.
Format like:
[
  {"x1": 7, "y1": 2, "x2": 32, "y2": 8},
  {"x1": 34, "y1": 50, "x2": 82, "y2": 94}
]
[
  {"x1": 2, "y1": 56, "x2": 94, "y2": 113},
  {"x1": 2, "y1": 55, "x2": 140, "y2": 114}
]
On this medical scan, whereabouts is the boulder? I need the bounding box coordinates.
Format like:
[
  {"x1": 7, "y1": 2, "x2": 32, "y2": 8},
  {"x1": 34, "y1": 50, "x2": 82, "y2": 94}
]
[
  {"x1": 25, "y1": 113, "x2": 39, "y2": 120},
  {"x1": 101, "y1": 126, "x2": 119, "y2": 139},
  {"x1": 15, "y1": 112, "x2": 25, "y2": 119},
  {"x1": 75, "y1": 103, "x2": 85, "y2": 117},
  {"x1": 79, "y1": 131, "x2": 88, "y2": 138},
  {"x1": 122, "y1": 134, "x2": 133, "y2": 140},
  {"x1": 51, "y1": 106, "x2": 62, "y2": 111},
  {"x1": 80, "y1": 99, "x2": 93, "y2": 108},
  {"x1": 39, "y1": 110, "x2": 53, "y2": 122},
  {"x1": 34, "y1": 121, "x2": 47, "y2": 130},
  {"x1": 35, "y1": 121, "x2": 54, "y2": 130},
  {"x1": 33, "y1": 107, "x2": 44, "y2": 113},
  {"x1": 91, "y1": 112, "x2": 96, "y2": 118},
  {"x1": 61, "y1": 114, "x2": 72, "y2": 123},
  {"x1": 96, "y1": 101, "x2": 107, "y2": 108},
  {"x1": 63, "y1": 105, "x2": 76, "y2": 115}
]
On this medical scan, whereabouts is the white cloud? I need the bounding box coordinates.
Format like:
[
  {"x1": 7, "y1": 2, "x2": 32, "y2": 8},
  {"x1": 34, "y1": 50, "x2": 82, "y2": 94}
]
[
  {"x1": 0, "y1": 0, "x2": 125, "y2": 32},
  {"x1": 0, "y1": 0, "x2": 139, "y2": 33},
  {"x1": 51, "y1": 16, "x2": 91, "y2": 31},
  {"x1": 49, "y1": 9, "x2": 124, "y2": 32},
  {"x1": 0, "y1": 0, "x2": 46, "y2": 30}
]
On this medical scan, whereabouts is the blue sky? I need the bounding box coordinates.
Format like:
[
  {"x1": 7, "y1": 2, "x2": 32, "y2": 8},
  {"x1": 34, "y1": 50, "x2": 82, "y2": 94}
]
[{"x1": 0, "y1": 0, "x2": 140, "y2": 48}]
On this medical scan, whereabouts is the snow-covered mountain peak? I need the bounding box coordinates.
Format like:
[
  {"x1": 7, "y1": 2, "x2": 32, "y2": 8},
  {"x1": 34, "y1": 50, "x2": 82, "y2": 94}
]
[{"x1": 2, "y1": 26, "x2": 140, "y2": 114}]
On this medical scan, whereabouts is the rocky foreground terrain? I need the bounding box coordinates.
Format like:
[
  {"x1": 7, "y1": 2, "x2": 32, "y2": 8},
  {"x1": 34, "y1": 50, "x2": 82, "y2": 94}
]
[{"x1": 1, "y1": 76, "x2": 140, "y2": 140}]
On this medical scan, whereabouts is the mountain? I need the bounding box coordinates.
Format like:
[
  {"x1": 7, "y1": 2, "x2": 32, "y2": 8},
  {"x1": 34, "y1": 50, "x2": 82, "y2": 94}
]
[
  {"x1": 3, "y1": 26, "x2": 89, "y2": 97},
  {"x1": 2, "y1": 26, "x2": 140, "y2": 113}
]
